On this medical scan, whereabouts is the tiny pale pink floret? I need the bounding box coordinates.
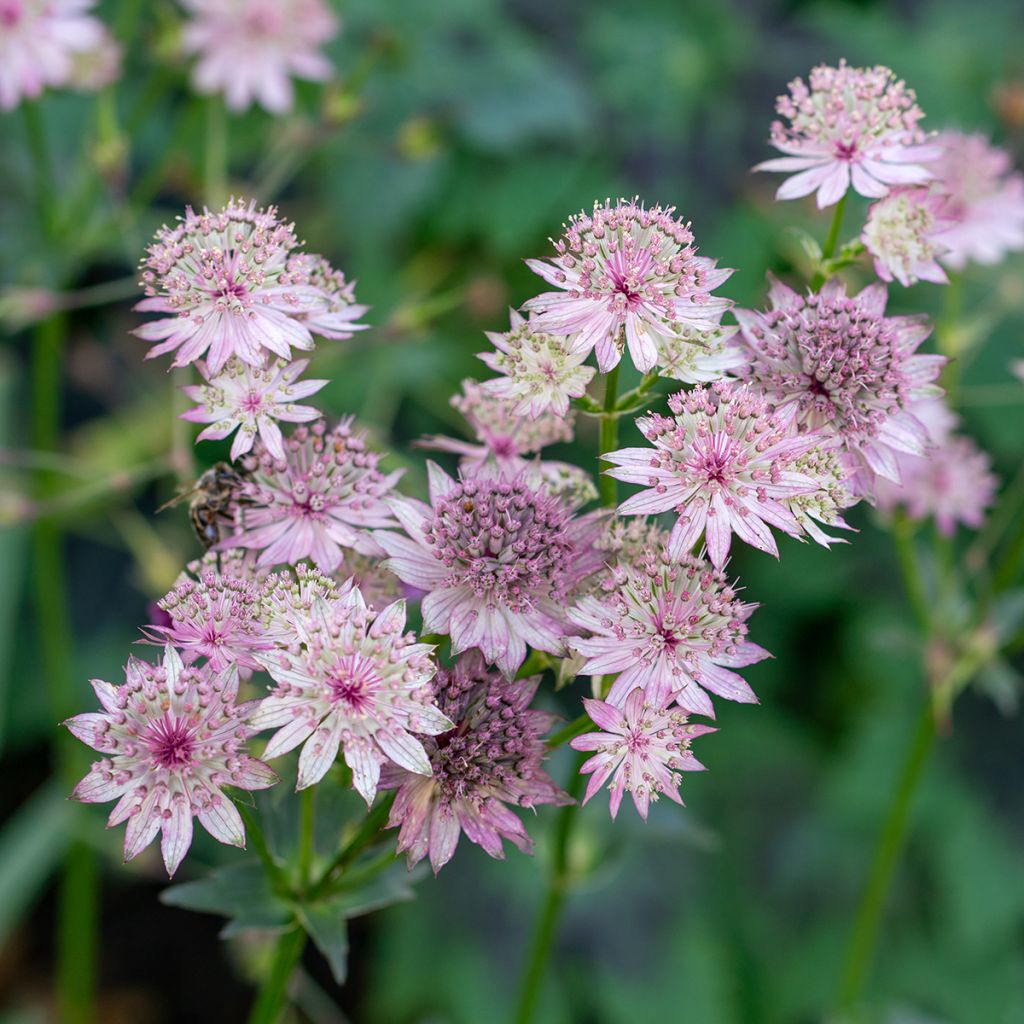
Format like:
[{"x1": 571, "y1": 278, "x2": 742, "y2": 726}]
[
  {"x1": 862, "y1": 186, "x2": 953, "y2": 287},
  {"x1": 66, "y1": 644, "x2": 277, "y2": 876}
]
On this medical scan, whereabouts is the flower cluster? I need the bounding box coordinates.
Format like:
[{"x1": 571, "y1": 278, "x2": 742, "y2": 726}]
[
  {"x1": 862, "y1": 186, "x2": 953, "y2": 287},
  {"x1": 0, "y1": 0, "x2": 120, "y2": 110},
  {"x1": 180, "y1": 0, "x2": 338, "y2": 114},
  {"x1": 756, "y1": 60, "x2": 938, "y2": 208},
  {"x1": 384, "y1": 652, "x2": 568, "y2": 872}
]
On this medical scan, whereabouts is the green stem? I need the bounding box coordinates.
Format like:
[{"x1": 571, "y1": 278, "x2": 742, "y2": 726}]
[
  {"x1": 247, "y1": 927, "x2": 307, "y2": 1024},
  {"x1": 512, "y1": 766, "x2": 586, "y2": 1024},
  {"x1": 597, "y1": 363, "x2": 621, "y2": 508},
  {"x1": 307, "y1": 793, "x2": 395, "y2": 901},
  {"x1": 836, "y1": 702, "x2": 935, "y2": 1012},
  {"x1": 204, "y1": 97, "x2": 228, "y2": 208},
  {"x1": 810, "y1": 193, "x2": 848, "y2": 291},
  {"x1": 32, "y1": 315, "x2": 97, "y2": 1024},
  {"x1": 891, "y1": 515, "x2": 930, "y2": 631},
  {"x1": 237, "y1": 803, "x2": 287, "y2": 890},
  {"x1": 22, "y1": 103, "x2": 55, "y2": 240},
  {"x1": 544, "y1": 713, "x2": 592, "y2": 750},
  {"x1": 298, "y1": 788, "x2": 316, "y2": 891}
]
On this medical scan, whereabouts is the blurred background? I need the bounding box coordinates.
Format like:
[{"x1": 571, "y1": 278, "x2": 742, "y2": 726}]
[{"x1": 2, "y1": 0, "x2": 1024, "y2": 1021}]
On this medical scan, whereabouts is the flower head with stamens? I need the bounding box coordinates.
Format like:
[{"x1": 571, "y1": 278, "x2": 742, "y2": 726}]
[
  {"x1": 570, "y1": 689, "x2": 713, "y2": 820},
  {"x1": 862, "y1": 186, "x2": 952, "y2": 287},
  {"x1": 181, "y1": 0, "x2": 338, "y2": 115},
  {"x1": 297, "y1": 255, "x2": 370, "y2": 340},
  {"x1": 732, "y1": 277, "x2": 945, "y2": 497},
  {"x1": 0, "y1": 0, "x2": 112, "y2": 110},
  {"x1": 250, "y1": 587, "x2": 451, "y2": 801},
  {"x1": 569, "y1": 547, "x2": 767, "y2": 718},
  {"x1": 376, "y1": 464, "x2": 605, "y2": 677},
  {"x1": 382, "y1": 651, "x2": 569, "y2": 873},
  {"x1": 523, "y1": 198, "x2": 733, "y2": 374},
  {"x1": 417, "y1": 378, "x2": 575, "y2": 478},
  {"x1": 605, "y1": 381, "x2": 837, "y2": 568},
  {"x1": 755, "y1": 61, "x2": 938, "y2": 208},
  {"x1": 66, "y1": 645, "x2": 276, "y2": 876},
  {"x1": 656, "y1": 323, "x2": 744, "y2": 384},
  {"x1": 136, "y1": 199, "x2": 343, "y2": 374},
  {"x1": 143, "y1": 550, "x2": 279, "y2": 673},
  {"x1": 929, "y1": 130, "x2": 1024, "y2": 269},
  {"x1": 229, "y1": 418, "x2": 403, "y2": 572},
  {"x1": 181, "y1": 357, "x2": 327, "y2": 461},
  {"x1": 478, "y1": 310, "x2": 595, "y2": 417}
]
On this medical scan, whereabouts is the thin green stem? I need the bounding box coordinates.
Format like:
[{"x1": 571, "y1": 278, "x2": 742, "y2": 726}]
[
  {"x1": 22, "y1": 103, "x2": 56, "y2": 240},
  {"x1": 836, "y1": 702, "x2": 935, "y2": 1012},
  {"x1": 513, "y1": 765, "x2": 586, "y2": 1024},
  {"x1": 32, "y1": 315, "x2": 97, "y2": 1024},
  {"x1": 544, "y1": 713, "x2": 592, "y2": 751},
  {"x1": 247, "y1": 927, "x2": 307, "y2": 1024},
  {"x1": 307, "y1": 793, "x2": 395, "y2": 901},
  {"x1": 204, "y1": 97, "x2": 228, "y2": 208},
  {"x1": 597, "y1": 363, "x2": 621, "y2": 508},
  {"x1": 298, "y1": 788, "x2": 316, "y2": 891},
  {"x1": 891, "y1": 515, "x2": 930, "y2": 631},
  {"x1": 237, "y1": 803, "x2": 287, "y2": 890},
  {"x1": 810, "y1": 194, "x2": 848, "y2": 290}
]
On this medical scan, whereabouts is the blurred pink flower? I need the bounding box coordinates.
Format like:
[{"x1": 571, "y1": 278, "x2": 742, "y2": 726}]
[
  {"x1": 298, "y1": 255, "x2": 370, "y2": 340},
  {"x1": 230, "y1": 418, "x2": 403, "y2": 572},
  {"x1": 523, "y1": 198, "x2": 733, "y2": 374},
  {"x1": 383, "y1": 651, "x2": 569, "y2": 873},
  {"x1": 181, "y1": 357, "x2": 327, "y2": 461},
  {"x1": 136, "y1": 199, "x2": 355, "y2": 374},
  {"x1": 478, "y1": 310, "x2": 595, "y2": 417},
  {"x1": 755, "y1": 61, "x2": 938, "y2": 208},
  {"x1": 862, "y1": 186, "x2": 952, "y2": 287},
  {"x1": 605, "y1": 381, "x2": 841, "y2": 568},
  {"x1": 376, "y1": 464, "x2": 605, "y2": 677},
  {"x1": 569, "y1": 547, "x2": 767, "y2": 717},
  {"x1": 733, "y1": 277, "x2": 945, "y2": 497},
  {"x1": 251, "y1": 588, "x2": 451, "y2": 801},
  {"x1": 66, "y1": 645, "x2": 276, "y2": 876},
  {"x1": 929, "y1": 131, "x2": 1024, "y2": 269},
  {"x1": 181, "y1": 0, "x2": 338, "y2": 114},
  {"x1": 570, "y1": 689, "x2": 713, "y2": 820},
  {"x1": 0, "y1": 0, "x2": 110, "y2": 109},
  {"x1": 875, "y1": 399, "x2": 998, "y2": 536}
]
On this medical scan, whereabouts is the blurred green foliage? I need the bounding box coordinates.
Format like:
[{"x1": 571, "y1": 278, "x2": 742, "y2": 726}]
[{"x1": 2, "y1": 0, "x2": 1024, "y2": 1021}]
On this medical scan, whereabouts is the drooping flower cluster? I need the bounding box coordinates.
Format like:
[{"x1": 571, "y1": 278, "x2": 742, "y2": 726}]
[
  {"x1": 874, "y1": 399, "x2": 998, "y2": 536},
  {"x1": 137, "y1": 199, "x2": 366, "y2": 457},
  {"x1": 571, "y1": 690, "x2": 713, "y2": 820},
  {"x1": 377, "y1": 464, "x2": 604, "y2": 676},
  {"x1": 66, "y1": 645, "x2": 276, "y2": 875},
  {"x1": 732, "y1": 277, "x2": 945, "y2": 497},
  {"x1": 569, "y1": 546, "x2": 767, "y2": 717},
  {"x1": 523, "y1": 198, "x2": 734, "y2": 374},
  {"x1": 755, "y1": 61, "x2": 938, "y2": 208},
  {"x1": 928, "y1": 131, "x2": 1024, "y2": 269},
  {"x1": 180, "y1": 0, "x2": 338, "y2": 114},
  {"x1": 605, "y1": 380, "x2": 845, "y2": 567},
  {"x1": 0, "y1": 0, "x2": 120, "y2": 110},
  {"x1": 862, "y1": 186, "x2": 952, "y2": 287},
  {"x1": 478, "y1": 310, "x2": 595, "y2": 416},
  {"x1": 383, "y1": 651, "x2": 569, "y2": 873},
  {"x1": 251, "y1": 585, "x2": 451, "y2": 800},
  {"x1": 229, "y1": 418, "x2": 402, "y2": 572}
]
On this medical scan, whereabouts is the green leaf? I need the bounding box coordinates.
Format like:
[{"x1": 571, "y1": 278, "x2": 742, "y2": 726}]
[
  {"x1": 160, "y1": 861, "x2": 294, "y2": 936},
  {"x1": 297, "y1": 904, "x2": 349, "y2": 985},
  {"x1": 328, "y1": 857, "x2": 424, "y2": 919}
]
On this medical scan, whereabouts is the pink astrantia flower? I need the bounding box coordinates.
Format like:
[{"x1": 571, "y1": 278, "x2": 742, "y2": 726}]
[
  {"x1": 478, "y1": 310, "x2": 595, "y2": 417},
  {"x1": 570, "y1": 689, "x2": 713, "y2": 820},
  {"x1": 251, "y1": 587, "x2": 452, "y2": 801},
  {"x1": 569, "y1": 548, "x2": 767, "y2": 717},
  {"x1": 656, "y1": 322, "x2": 744, "y2": 384},
  {"x1": 229, "y1": 418, "x2": 403, "y2": 572},
  {"x1": 376, "y1": 464, "x2": 605, "y2": 677},
  {"x1": 181, "y1": 0, "x2": 338, "y2": 115},
  {"x1": 66, "y1": 645, "x2": 276, "y2": 876},
  {"x1": 755, "y1": 61, "x2": 938, "y2": 208},
  {"x1": 298, "y1": 255, "x2": 370, "y2": 340},
  {"x1": 180, "y1": 357, "x2": 327, "y2": 462},
  {"x1": 874, "y1": 399, "x2": 998, "y2": 536},
  {"x1": 929, "y1": 131, "x2": 1024, "y2": 269},
  {"x1": 605, "y1": 381, "x2": 840, "y2": 568},
  {"x1": 862, "y1": 186, "x2": 953, "y2": 287},
  {"x1": 143, "y1": 550, "x2": 278, "y2": 673},
  {"x1": 523, "y1": 198, "x2": 733, "y2": 374},
  {"x1": 732, "y1": 277, "x2": 946, "y2": 497},
  {"x1": 0, "y1": 0, "x2": 111, "y2": 110},
  {"x1": 382, "y1": 651, "x2": 569, "y2": 873},
  {"x1": 136, "y1": 199, "x2": 350, "y2": 374},
  {"x1": 418, "y1": 378, "x2": 576, "y2": 479}
]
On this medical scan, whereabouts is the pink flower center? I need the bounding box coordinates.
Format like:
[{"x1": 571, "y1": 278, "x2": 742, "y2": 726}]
[
  {"x1": 834, "y1": 140, "x2": 859, "y2": 162},
  {"x1": 144, "y1": 714, "x2": 197, "y2": 770},
  {"x1": 626, "y1": 728, "x2": 650, "y2": 756},
  {"x1": 327, "y1": 654, "x2": 382, "y2": 713},
  {"x1": 242, "y1": 390, "x2": 264, "y2": 414}
]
